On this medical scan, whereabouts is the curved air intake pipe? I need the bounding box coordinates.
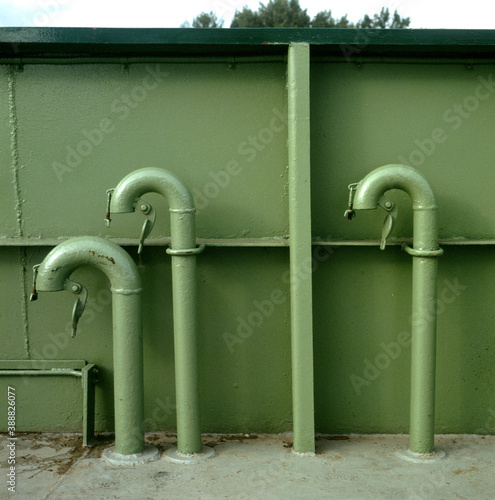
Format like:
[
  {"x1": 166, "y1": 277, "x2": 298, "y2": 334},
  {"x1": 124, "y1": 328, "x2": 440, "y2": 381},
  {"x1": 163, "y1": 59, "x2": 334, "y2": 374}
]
[
  {"x1": 107, "y1": 167, "x2": 212, "y2": 462},
  {"x1": 31, "y1": 236, "x2": 159, "y2": 464},
  {"x1": 347, "y1": 164, "x2": 443, "y2": 457}
]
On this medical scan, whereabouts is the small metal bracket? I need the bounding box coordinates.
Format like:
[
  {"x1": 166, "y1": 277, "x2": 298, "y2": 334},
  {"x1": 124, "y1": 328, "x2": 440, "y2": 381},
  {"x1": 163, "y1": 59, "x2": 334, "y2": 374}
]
[
  {"x1": 30, "y1": 264, "x2": 40, "y2": 301},
  {"x1": 344, "y1": 183, "x2": 358, "y2": 220},
  {"x1": 104, "y1": 188, "x2": 114, "y2": 227},
  {"x1": 377, "y1": 196, "x2": 398, "y2": 250},
  {"x1": 136, "y1": 198, "x2": 156, "y2": 256},
  {"x1": 166, "y1": 244, "x2": 206, "y2": 256},
  {"x1": 64, "y1": 279, "x2": 88, "y2": 338}
]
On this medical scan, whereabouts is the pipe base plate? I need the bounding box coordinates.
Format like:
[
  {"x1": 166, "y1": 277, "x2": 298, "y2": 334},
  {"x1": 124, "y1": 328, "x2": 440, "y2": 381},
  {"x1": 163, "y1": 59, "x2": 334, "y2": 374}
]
[
  {"x1": 102, "y1": 444, "x2": 161, "y2": 465},
  {"x1": 165, "y1": 445, "x2": 215, "y2": 464},
  {"x1": 396, "y1": 448, "x2": 446, "y2": 463},
  {"x1": 291, "y1": 449, "x2": 316, "y2": 457}
]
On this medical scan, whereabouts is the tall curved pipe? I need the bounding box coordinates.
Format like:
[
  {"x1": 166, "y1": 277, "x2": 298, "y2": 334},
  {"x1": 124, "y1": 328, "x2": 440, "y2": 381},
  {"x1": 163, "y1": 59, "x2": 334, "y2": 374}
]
[
  {"x1": 33, "y1": 236, "x2": 159, "y2": 463},
  {"x1": 349, "y1": 164, "x2": 442, "y2": 456},
  {"x1": 110, "y1": 167, "x2": 196, "y2": 250},
  {"x1": 109, "y1": 167, "x2": 208, "y2": 459}
]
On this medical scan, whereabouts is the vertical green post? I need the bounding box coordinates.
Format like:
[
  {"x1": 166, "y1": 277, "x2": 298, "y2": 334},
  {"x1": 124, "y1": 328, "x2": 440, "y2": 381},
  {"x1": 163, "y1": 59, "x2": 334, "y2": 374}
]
[{"x1": 288, "y1": 43, "x2": 315, "y2": 454}]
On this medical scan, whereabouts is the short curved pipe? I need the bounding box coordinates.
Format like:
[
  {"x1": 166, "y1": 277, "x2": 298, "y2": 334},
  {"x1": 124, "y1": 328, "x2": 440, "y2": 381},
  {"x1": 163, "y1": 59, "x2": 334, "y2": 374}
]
[
  {"x1": 36, "y1": 236, "x2": 141, "y2": 293},
  {"x1": 350, "y1": 164, "x2": 442, "y2": 455},
  {"x1": 110, "y1": 168, "x2": 205, "y2": 457},
  {"x1": 35, "y1": 236, "x2": 155, "y2": 461}
]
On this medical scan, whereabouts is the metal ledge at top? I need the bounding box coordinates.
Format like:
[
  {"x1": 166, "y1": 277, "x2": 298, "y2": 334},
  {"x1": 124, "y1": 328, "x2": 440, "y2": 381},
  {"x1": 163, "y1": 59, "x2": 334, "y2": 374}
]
[{"x1": 1, "y1": 27, "x2": 495, "y2": 59}]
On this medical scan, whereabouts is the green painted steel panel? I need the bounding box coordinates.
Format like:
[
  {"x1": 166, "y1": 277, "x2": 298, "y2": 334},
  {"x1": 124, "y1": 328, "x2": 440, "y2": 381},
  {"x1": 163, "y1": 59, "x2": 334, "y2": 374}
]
[
  {"x1": 311, "y1": 62, "x2": 495, "y2": 241},
  {"x1": 313, "y1": 246, "x2": 495, "y2": 434},
  {"x1": 3, "y1": 244, "x2": 494, "y2": 434},
  {"x1": 1, "y1": 247, "x2": 292, "y2": 433},
  {"x1": 0, "y1": 376, "x2": 83, "y2": 431},
  {"x1": 0, "y1": 67, "x2": 19, "y2": 237},
  {"x1": 12, "y1": 62, "x2": 288, "y2": 240},
  {"x1": 0, "y1": 249, "x2": 27, "y2": 358},
  {"x1": 0, "y1": 32, "x2": 494, "y2": 436}
]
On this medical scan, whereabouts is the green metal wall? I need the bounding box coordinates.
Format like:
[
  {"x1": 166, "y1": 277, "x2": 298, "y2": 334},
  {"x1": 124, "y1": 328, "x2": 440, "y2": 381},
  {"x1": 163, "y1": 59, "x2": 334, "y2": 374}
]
[
  {"x1": 311, "y1": 62, "x2": 495, "y2": 241},
  {"x1": 1, "y1": 31, "x2": 495, "y2": 436}
]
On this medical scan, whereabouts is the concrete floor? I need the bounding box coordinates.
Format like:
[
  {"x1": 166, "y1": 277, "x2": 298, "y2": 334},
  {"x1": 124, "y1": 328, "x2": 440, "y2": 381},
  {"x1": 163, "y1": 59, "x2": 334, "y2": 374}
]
[{"x1": 1, "y1": 433, "x2": 494, "y2": 499}]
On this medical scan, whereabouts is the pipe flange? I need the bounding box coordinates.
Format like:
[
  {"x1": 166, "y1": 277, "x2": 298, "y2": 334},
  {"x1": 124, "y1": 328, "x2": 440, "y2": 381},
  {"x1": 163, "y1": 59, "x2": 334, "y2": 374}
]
[
  {"x1": 165, "y1": 445, "x2": 215, "y2": 464},
  {"x1": 402, "y1": 244, "x2": 444, "y2": 257},
  {"x1": 102, "y1": 444, "x2": 161, "y2": 465},
  {"x1": 166, "y1": 244, "x2": 205, "y2": 256}
]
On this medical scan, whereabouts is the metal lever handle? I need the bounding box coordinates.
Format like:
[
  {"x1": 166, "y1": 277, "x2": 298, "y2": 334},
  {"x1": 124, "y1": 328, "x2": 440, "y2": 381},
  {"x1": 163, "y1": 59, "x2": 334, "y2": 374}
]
[
  {"x1": 344, "y1": 183, "x2": 358, "y2": 220},
  {"x1": 30, "y1": 264, "x2": 40, "y2": 301},
  {"x1": 377, "y1": 196, "x2": 398, "y2": 250},
  {"x1": 136, "y1": 199, "x2": 156, "y2": 256},
  {"x1": 64, "y1": 279, "x2": 88, "y2": 338},
  {"x1": 104, "y1": 189, "x2": 114, "y2": 227}
]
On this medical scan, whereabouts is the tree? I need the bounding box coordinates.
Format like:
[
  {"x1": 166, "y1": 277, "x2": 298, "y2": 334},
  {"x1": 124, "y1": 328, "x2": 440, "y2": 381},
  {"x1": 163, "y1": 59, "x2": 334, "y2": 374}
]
[
  {"x1": 182, "y1": 11, "x2": 224, "y2": 28},
  {"x1": 231, "y1": 0, "x2": 310, "y2": 28},
  {"x1": 310, "y1": 11, "x2": 353, "y2": 28},
  {"x1": 185, "y1": 1, "x2": 411, "y2": 29},
  {"x1": 356, "y1": 8, "x2": 410, "y2": 29},
  {"x1": 231, "y1": 3, "x2": 409, "y2": 29},
  {"x1": 229, "y1": 7, "x2": 262, "y2": 28}
]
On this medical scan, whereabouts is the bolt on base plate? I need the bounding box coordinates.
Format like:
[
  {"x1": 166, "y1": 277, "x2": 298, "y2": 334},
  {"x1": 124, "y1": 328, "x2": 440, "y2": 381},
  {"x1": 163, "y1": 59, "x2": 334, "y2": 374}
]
[
  {"x1": 396, "y1": 448, "x2": 446, "y2": 463},
  {"x1": 102, "y1": 444, "x2": 161, "y2": 465},
  {"x1": 164, "y1": 445, "x2": 215, "y2": 464}
]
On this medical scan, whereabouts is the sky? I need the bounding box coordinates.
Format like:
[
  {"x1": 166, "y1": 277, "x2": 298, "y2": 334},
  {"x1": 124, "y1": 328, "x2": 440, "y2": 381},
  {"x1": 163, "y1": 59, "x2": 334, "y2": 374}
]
[{"x1": 0, "y1": 0, "x2": 494, "y2": 29}]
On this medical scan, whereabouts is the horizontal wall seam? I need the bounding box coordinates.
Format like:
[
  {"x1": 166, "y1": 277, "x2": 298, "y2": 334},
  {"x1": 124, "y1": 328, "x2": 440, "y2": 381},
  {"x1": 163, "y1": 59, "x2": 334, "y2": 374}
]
[
  {"x1": 0, "y1": 56, "x2": 286, "y2": 65},
  {"x1": 0, "y1": 238, "x2": 495, "y2": 247}
]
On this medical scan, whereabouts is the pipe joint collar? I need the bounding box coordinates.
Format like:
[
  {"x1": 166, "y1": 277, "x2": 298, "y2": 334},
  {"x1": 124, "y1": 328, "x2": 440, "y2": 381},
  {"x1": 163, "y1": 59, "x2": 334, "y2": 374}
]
[
  {"x1": 169, "y1": 207, "x2": 196, "y2": 214},
  {"x1": 110, "y1": 287, "x2": 144, "y2": 295},
  {"x1": 413, "y1": 204, "x2": 439, "y2": 211},
  {"x1": 402, "y1": 244, "x2": 444, "y2": 258},
  {"x1": 166, "y1": 244, "x2": 205, "y2": 256}
]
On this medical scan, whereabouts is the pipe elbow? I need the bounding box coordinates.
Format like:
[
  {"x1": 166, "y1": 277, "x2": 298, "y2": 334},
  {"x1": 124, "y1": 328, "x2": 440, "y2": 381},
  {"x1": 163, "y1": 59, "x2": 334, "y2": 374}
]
[
  {"x1": 353, "y1": 164, "x2": 437, "y2": 211},
  {"x1": 110, "y1": 167, "x2": 195, "y2": 214},
  {"x1": 36, "y1": 236, "x2": 142, "y2": 293}
]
